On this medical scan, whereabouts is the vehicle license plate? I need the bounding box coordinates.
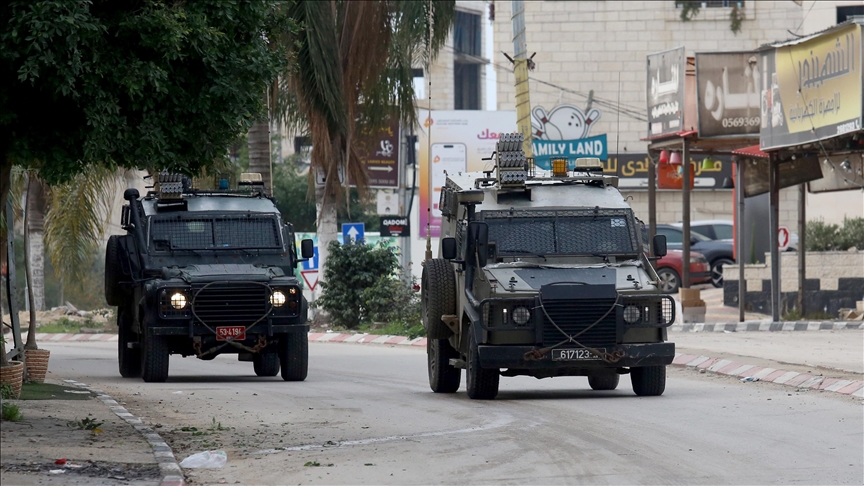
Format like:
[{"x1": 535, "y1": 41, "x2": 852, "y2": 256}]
[
  {"x1": 551, "y1": 348, "x2": 603, "y2": 361},
  {"x1": 216, "y1": 326, "x2": 246, "y2": 341}
]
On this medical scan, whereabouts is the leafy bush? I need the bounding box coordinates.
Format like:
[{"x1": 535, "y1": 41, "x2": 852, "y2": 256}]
[
  {"x1": 316, "y1": 240, "x2": 400, "y2": 329},
  {"x1": 806, "y1": 217, "x2": 864, "y2": 251},
  {"x1": 362, "y1": 272, "x2": 421, "y2": 328},
  {"x1": 1, "y1": 383, "x2": 14, "y2": 400}
]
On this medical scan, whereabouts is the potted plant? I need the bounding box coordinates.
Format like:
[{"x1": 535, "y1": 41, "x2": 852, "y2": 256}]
[{"x1": 0, "y1": 336, "x2": 24, "y2": 399}]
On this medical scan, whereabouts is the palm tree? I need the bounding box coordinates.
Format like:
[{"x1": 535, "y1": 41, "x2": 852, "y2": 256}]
[
  {"x1": 247, "y1": 116, "x2": 273, "y2": 194},
  {"x1": 276, "y1": 0, "x2": 454, "y2": 283},
  {"x1": 11, "y1": 166, "x2": 119, "y2": 351}
]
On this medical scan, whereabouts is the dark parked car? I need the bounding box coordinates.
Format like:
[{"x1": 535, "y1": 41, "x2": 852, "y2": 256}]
[
  {"x1": 655, "y1": 224, "x2": 734, "y2": 288},
  {"x1": 652, "y1": 249, "x2": 711, "y2": 293}
]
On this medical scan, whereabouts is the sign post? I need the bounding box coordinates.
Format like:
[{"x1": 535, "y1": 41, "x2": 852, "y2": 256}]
[{"x1": 342, "y1": 223, "x2": 365, "y2": 243}]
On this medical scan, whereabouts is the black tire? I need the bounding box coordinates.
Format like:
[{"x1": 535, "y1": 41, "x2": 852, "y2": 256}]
[
  {"x1": 656, "y1": 267, "x2": 681, "y2": 294},
  {"x1": 253, "y1": 353, "x2": 280, "y2": 377},
  {"x1": 631, "y1": 365, "x2": 666, "y2": 396},
  {"x1": 588, "y1": 373, "x2": 619, "y2": 391},
  {"x1": 466, "y1": 329, "x2": 499, "y2": 400},
  {"x1": 428, "y1": 338, "x2": 461, "y2": 393},
  {"x1": 140, "y1": 327, "x2": 170, "y2": 383},
  {"x1": 105, "y1": 235, "x2": 127, "y2": 306},
  {"x1": 710, "y1": 258, "x2": 734, "y2": 288},
  {"x1": 279, "y1": 333, "x2": 308, "y2": 382},
  {"x1": 422, "y1": 259, "x2": 456, "y2": 339},
  {"x1": 117, "y1": 307, "x2": 141, "y2": 378}
]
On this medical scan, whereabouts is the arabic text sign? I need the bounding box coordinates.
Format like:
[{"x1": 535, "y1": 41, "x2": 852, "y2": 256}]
[
  {"x1": 599, "y1": 153, "x2": 732, "y2": 189},
  {"x1": 696, "y1": 51, "x2": 762, "y2": 138},
  {"x1": 356, "y1": 117, "x2": 400, "y2": 188},
  {"x1": 531, "y1": 135, "x2": 608, "y2": 168},
  {"x1": 647, "y1": 47, "x2": 686, "y2": 137},
  {"x1": 761, "y1": 23, "x2": 863, "y2": 150}
]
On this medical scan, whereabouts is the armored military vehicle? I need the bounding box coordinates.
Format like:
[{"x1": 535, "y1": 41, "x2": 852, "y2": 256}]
[
  {"x1": 105, "y1": 173, "x2": 314, "y2": 382},
  {"x1": 422, "y1": 133, "x2": 674, "y2": 399}
]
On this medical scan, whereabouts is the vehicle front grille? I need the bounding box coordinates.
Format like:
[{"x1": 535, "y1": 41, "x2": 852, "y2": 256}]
[
  {"x1": 540, "y1": 298, "x2": 618, "y2": 348},
  {"x1": 191, "y1": 282, "x2": 270, "y2": 327}
]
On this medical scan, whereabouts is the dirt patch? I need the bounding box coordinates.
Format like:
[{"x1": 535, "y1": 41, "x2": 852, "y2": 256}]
[{"x1": 1, "y1": 460, "x2": 160, "y2": 482}]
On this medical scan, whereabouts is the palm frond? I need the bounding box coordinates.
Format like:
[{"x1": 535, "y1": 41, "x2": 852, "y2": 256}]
[{"x1": 44, "y1": 166, "x2": 120, "y2": 287}]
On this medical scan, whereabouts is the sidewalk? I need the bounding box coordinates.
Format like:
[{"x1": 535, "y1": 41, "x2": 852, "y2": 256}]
[
  {"x1": 673, "y1": 286, "x2": 773, "y2": 323},
  {"x1": 1, "y1": 379, "x2": 163, "y2": 485}
]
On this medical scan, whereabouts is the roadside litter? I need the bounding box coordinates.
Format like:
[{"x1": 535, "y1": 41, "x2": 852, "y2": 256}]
[
  {"x1": 740, "y1": 376, "x2": 760, "y2": 382},
  {"x1": 179, "y1": 450, "x2": 227, "y2": 468}
]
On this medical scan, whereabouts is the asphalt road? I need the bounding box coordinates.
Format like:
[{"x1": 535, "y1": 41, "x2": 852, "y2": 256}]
[{"x1": 41, "y1": 341, "x2": 863, "y2": 485}]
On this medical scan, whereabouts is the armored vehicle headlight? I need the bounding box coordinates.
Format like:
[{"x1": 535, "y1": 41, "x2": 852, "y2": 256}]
[
  {"x1": 270, "y1": 290, "x2": 287, "y2": 307},
  {"x1": 170, "y1": 292, "x2": 187, "y2": 310},
  {"x1": 623, "y1": 305, "x2": 642, "y2": 324},
  {"x1": 512, "y1": 306, "x2": 531, "y2": 325}
]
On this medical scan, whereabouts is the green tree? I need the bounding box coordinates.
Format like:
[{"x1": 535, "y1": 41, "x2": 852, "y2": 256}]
[
  {"x1": 0, "y1": 0, "x2": 295, "y2": 365},
  {"x1": 276, "y1": 1, "x2": 455, "y2": 286}
]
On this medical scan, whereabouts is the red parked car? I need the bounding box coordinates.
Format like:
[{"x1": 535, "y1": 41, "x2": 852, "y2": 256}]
[{"x1": 652, "y1": 249, "x2": 711, "y2": 293}]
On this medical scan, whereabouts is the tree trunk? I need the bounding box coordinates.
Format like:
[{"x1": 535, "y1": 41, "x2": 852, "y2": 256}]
[
  {"x1": 25, "y1": 176, "x2": 45, "y2": 312},
  {"x1": 1, "y1": 157, "x2": 11, "y2": 367},
  {"x1": 315, "y1": 184, "x2": 338, "y2": 288},
  {"x1": 247, "y1": 119, "x2": 272, "y2": 195},
  {"x1": 23, "y1": 174, "x2": 40, "y2": 350}
]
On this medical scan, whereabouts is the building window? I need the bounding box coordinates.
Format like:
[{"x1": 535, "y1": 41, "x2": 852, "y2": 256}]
[
  {"x1": 675, "y1": 1, "x2": 744, "y2": 8},
  {"x1": 412, "y1": 68, "x2": 425, "y2": 100},
  {"x1": 837, "y1": 5, "x2": 864, "y2": 24},
  {"x1": 453, "y1": 10, "x2": 482, "y2": 110},
  {"x1": 454, "y1": 11, "x2": 481, "y2": 56}
]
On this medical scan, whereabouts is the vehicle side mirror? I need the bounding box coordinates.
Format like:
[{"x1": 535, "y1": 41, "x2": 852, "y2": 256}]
[
  {"x1": 690, "y1": 237, "x2": 699, "y2": 245},
  {"x1": 468, "y1": 221, "x2": 489, "y2": 267},
  {"x1": 300, "y1": 239, "x2": 315, "y2": 259},
  {"x1": 653, "y1": 234, "x2": 667, "y2": 258},
  {"x1": 441, "y1": 237, "x2": 457, "y2": 260}
]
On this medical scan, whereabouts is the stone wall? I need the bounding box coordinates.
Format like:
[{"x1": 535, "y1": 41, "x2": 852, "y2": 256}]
[{"x1": 724, "y1": 251, "x2": 864, "y2": 315}]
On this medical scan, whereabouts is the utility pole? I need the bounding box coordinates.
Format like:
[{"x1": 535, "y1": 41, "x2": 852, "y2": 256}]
[{"x1": 510, "y1": 1, "x2": 533, "y2": 157}]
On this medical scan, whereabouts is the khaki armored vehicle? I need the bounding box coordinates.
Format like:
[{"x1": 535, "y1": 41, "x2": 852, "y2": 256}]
[{"x1": 422, "y1": 133, "x2": 674, "y2": 399}]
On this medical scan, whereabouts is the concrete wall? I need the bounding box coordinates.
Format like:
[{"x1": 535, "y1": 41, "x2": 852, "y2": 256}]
[{"x1": 724, "y1": 251, "x2": 864, "y2": 316}]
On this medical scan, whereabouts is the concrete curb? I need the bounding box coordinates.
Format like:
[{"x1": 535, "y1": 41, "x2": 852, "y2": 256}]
[
  {"x1": 63, "y1": 379, "x2": 185, "y2": 486},
  {"x1": 670, "y1": 354, "x2": 864, "y2": 399},
  {"x1": 670, "y1": 321, "x2": 862, "y2": 332}
]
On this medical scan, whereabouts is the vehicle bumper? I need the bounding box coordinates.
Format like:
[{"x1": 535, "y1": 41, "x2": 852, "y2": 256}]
[
  {"x1": 689, "y1": 271, "x2": 712, "y2": 284},
  {"x1": 150, "y1": 322, "x2": 309, "y2": 337},
  {"x1": 478, "y1": 342, "x2": 675, "y2": 369}
]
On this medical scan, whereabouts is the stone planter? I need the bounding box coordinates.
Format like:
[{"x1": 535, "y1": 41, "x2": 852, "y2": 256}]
[
  {"x1": 25, "y1": 348, "x2": 51, "y2": 383},
  {"x1": 0, "y1": 360, "x2": 25, "y2": 399}
]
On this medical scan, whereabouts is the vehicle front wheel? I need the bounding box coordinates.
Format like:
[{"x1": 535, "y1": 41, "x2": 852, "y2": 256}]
[
  {"x1": 117, "y1": 307, "x2": 141, "y2": 378},
  {"x1": 656, "y1": 267, "x2": 680, "y2": 294},
  {"x1": 466, "y1": 329, "x2": 499, "y2": 400},
  {"x1": 253, "y1": 353, "x2": 280, "y2": 377},
  {"x1": 588, "y1": 373, "x2": 619, "y2": 390},
  {"x1": 422, "y1": 259, "x2": 457, "y2": 339},
  {"x1": 140, "y1": 330, "x2": 169, "y2": 383},
  {"x1": 428, "y1": 338, "x2": 461, "y2": 393},
  {"x1": 279, "y1": 333, "x2": 308, "y2": 382},
  {"x1": 710, "y1": 258, "x2": 734, "y2": 288},
  {"x1": 631, "y1": 365, "x2": 666, "y2": 396}
]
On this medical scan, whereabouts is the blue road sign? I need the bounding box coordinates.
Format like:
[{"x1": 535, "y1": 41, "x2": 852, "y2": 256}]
[
  {"x1": 302, "y1": 246, "x2": 320, "y2": 270},
  {"x1": 342, "y1": 223, "x2": 365, "y2": 243}
]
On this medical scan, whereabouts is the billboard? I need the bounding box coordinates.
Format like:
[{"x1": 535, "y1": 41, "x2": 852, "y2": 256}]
[
  {"x1": 355, "y1": 117, "x2": 400, "y2": 188},
  {"x1": 760, "y1": 23, "x2": 863, "y2": 150},
  {"x1": 418, "y1": 109, "x2": 516, "y2": 238},
  {"x1": 695, "y1": 51, "x2": 762, "y2": 138},
  {"x1": 530, "y1": 103, "x2": 608, "y2": 167},
  {"x1": 647, "y1": 47, "x2": 686, "y2": 137}
]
